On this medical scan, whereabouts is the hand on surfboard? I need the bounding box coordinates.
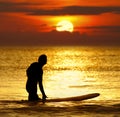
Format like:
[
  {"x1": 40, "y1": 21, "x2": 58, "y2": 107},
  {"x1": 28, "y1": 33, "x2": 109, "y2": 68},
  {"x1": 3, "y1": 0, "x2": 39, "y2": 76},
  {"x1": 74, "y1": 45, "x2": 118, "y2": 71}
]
[{"x1": 42, "y1": 95, "x2": 48, "y2": 103}]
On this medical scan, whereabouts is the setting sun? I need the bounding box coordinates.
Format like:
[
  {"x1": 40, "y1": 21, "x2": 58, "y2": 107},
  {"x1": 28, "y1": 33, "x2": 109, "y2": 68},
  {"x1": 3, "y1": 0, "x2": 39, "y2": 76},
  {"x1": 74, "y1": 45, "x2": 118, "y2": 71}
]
[{"x1": 56, "y1": 20, "x2": 74, "y2": 32}]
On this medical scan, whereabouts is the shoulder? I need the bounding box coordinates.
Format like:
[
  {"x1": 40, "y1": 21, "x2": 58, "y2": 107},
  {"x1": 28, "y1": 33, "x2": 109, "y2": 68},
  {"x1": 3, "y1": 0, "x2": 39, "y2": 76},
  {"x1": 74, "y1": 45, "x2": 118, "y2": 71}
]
[
  {"x1": 30, "y1": 62, "x2": 38, "y2": 66},
  {"x1": 27, "y1": 62, "x2": 38, "y2": 70}
]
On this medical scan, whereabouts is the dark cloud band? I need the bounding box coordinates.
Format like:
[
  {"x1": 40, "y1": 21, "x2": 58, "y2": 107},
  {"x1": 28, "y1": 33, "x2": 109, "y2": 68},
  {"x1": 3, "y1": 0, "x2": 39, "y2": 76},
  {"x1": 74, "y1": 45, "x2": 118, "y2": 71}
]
[
  {"x1": 0, "y1": 2, "x2": 120, "y2": 15},
  {"x1": 30, "y1": 6, "x2": 120, "y2": 15}
]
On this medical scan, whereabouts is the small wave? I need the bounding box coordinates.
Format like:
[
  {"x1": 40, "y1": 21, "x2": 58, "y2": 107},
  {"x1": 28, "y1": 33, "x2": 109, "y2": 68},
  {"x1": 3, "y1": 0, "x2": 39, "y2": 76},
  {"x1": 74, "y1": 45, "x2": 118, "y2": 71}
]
[{"x1": 0, "y1": 100, "x2": 120, "y2": 117}]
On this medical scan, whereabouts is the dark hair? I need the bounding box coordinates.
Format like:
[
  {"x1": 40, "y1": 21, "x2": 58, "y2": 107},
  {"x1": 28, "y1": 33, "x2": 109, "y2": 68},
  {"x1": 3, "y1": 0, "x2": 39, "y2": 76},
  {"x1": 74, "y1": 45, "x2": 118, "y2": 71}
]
[{"x1": 38, "y1": 54, "x2": 47, "y2": 65}]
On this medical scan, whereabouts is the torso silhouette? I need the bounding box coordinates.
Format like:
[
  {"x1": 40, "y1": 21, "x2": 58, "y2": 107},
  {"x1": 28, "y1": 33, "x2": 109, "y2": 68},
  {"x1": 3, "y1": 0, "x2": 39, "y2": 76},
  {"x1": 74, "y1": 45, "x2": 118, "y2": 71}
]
[{"x1": 26, "y1": 62, "x2": 43, "y2": 95}]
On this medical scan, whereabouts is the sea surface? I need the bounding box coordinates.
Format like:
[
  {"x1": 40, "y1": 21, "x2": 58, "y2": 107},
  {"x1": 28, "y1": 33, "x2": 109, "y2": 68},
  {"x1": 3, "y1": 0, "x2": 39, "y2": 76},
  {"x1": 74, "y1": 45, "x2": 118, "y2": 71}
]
[{"x1": 0, "y1": 46, "x2": 120, "y2": 117}]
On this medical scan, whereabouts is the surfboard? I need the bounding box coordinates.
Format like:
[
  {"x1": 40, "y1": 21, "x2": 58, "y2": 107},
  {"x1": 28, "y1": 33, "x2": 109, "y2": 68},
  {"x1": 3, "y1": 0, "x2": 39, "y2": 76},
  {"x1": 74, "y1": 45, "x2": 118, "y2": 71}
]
[
  {"x1": 46, "y1": 93, "x2": 100, "y2": 102},
  {"x1": 1, "y1": 93, "x2": 100, "y2": 105}
]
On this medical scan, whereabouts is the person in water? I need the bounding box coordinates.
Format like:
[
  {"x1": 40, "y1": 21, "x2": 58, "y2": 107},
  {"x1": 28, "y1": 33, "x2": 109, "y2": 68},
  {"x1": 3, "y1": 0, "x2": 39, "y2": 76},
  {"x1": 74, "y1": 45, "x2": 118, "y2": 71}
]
[{"x1": 26, "y1": 54, "x2": 47, "y2": 102}]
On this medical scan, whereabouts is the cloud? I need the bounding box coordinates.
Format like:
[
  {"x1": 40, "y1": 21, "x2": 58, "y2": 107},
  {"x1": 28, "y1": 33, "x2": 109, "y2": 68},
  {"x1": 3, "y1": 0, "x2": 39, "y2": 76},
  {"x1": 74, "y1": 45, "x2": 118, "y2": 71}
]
[
  {"x1": 78, "y1": 26, "x2": 120, "y2": 32},
  {"x1": 29, "y1": 6, "x2": 120, "y2": 15},
  {"x1": 0, "y1": 1, "x2": 120, "y2": 15},
  {"x1": 0, "y1": 30, "x2": 120, "y2": 46}
]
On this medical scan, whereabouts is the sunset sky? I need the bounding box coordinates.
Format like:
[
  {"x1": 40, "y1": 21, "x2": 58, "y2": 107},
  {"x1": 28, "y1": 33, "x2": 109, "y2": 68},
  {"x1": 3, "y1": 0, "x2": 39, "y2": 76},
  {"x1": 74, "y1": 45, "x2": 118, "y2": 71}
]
[{"x1": 0, "y1": 0, "x2": 120, "y2": 46}]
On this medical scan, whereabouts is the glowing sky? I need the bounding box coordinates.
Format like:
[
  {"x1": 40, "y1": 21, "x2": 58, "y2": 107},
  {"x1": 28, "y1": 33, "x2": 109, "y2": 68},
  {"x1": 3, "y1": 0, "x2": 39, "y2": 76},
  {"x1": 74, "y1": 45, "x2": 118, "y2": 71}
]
[{"x1": 0, "y1": 0, "x2": 120, "y2": 46}]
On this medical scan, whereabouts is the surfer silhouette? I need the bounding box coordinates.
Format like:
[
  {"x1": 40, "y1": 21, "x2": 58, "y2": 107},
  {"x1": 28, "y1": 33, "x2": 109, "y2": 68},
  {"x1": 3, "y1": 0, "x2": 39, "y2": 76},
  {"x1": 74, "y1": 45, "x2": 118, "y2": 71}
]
[{"x1": 26, "y1": 54, "x2": 47, "y2": 102}]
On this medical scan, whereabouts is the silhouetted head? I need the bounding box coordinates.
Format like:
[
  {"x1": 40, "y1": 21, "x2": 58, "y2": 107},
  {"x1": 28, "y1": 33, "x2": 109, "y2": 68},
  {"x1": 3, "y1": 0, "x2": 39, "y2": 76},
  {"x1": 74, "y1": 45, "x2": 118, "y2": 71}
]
[{"x1": 38, "y1": 54, "x2": 47, "y2": 66}]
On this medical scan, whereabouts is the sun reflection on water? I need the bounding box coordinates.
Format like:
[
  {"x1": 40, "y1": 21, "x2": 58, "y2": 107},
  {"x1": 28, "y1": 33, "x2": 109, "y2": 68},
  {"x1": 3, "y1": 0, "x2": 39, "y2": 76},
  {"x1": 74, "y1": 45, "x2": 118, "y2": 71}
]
[
  {"x1": 0, "y1": 46, "x2": 119, "y2": 101},
  {"x1": 44, "y1": 48, "x2": 95, "y2": 98}
]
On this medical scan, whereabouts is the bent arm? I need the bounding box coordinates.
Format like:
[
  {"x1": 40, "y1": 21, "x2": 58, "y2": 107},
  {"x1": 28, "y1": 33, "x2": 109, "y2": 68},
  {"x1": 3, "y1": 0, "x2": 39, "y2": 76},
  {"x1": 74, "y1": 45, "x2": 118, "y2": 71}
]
[{"x1": 39, "y1": 79, "x2": 47, "y2": 100}]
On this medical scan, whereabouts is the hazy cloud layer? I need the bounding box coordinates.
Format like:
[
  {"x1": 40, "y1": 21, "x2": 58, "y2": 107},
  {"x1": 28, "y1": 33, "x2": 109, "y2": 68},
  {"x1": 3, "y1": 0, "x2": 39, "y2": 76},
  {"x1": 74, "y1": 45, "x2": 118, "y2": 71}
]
[
  {"x1": 0, "y1": 31, "x2": 120, "y2": 46},
  {"x1": 29, "y1": 6, "x2": 120, "y2": 15},
  {"x1": 79, "y1": 26, "x2": 120, "y2": 32},
  {"x1": 0, "y1": 2, "x2": 120, "y2": 15}
]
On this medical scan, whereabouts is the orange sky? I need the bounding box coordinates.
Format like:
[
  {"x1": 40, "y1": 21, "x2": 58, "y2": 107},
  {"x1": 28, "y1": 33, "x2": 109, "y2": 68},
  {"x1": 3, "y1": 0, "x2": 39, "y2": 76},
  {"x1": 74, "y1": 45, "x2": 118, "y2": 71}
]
[{"x1": 0, "y1": 0, "x2": 120, "y2": 46}]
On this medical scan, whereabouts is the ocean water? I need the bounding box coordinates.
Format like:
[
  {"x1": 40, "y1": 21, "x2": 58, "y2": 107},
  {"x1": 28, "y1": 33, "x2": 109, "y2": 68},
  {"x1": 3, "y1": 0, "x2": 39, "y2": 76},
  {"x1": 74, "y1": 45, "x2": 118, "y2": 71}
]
[{"x1": 0, "y1": 46, "x2": 120, "y2": 117}]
